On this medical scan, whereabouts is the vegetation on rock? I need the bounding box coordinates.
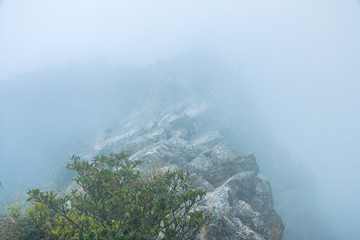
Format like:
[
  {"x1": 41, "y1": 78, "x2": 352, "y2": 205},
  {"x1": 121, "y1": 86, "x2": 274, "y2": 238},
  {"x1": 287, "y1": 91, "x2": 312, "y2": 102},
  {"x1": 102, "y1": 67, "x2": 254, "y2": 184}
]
[{"x1": 1, "y1": 152, "x2": 207, "y2": 240}]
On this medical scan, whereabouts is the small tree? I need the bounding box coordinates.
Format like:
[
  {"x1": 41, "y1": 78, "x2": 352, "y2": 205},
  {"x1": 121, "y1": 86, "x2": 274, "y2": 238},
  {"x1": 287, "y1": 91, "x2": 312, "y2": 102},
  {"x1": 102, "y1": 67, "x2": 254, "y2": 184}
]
[{"x1": 25, "y1": 152, "x2": 207, "y2": 240}]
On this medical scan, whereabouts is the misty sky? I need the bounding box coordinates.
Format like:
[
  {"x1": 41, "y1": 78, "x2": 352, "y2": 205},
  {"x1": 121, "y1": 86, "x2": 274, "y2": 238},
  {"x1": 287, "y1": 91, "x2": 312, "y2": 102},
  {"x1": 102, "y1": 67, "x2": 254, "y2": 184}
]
[{"x1": 1, "y1": 0, "x2": 360, "y2": 238}]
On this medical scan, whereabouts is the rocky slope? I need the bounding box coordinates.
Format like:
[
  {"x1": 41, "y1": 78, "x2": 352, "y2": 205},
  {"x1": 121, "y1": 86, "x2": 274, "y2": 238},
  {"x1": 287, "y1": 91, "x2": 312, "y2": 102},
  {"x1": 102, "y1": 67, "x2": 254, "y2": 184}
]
[
  {"x1": 80, "y1": 100, "x2": 284, "y2": 240},
  {"x1": 1, "y1": 54, "x2": 336, "y2": 239}
]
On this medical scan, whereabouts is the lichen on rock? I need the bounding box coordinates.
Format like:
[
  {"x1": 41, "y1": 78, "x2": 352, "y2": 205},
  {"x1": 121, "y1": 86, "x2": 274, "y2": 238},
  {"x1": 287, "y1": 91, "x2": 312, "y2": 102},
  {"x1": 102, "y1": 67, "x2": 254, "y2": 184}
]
[{"x1": 88, "y1": 102, "x2": 284, "y2": 240}]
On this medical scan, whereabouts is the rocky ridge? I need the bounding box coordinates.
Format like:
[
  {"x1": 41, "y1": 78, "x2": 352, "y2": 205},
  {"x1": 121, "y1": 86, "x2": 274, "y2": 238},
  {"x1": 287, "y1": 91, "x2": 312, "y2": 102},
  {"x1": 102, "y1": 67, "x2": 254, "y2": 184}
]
[{"x1": 83, "y1": 102, "x2": 284, "y2": 240}]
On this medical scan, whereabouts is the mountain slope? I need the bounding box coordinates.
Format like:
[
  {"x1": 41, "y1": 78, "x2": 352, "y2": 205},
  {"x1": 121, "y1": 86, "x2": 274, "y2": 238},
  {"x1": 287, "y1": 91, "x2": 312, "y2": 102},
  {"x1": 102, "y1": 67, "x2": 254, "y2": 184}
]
[{"x1": 0, "y1": 53, "x2": 335, "y2": 239}]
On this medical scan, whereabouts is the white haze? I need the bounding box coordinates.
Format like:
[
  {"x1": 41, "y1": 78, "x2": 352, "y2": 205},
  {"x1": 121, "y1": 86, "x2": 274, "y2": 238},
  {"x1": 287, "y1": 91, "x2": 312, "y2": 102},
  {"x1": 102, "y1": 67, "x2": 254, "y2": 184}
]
[{"x1": 1, "y1": 0, "x2": 360, "y2": 239}]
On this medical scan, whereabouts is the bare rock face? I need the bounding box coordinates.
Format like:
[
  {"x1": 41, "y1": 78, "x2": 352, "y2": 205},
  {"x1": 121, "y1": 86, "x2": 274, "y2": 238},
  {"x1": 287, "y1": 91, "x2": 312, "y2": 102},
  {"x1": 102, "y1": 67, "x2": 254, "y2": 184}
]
[
  {"x1": 89, "y1": 104, "x2": 284, "y2": 240},
  {"x1": 197, "y1": 171, "x2": 283, "y2": 240},
  {"x1": 189, "y1": 143, "x2": 259, "y2": 188}
]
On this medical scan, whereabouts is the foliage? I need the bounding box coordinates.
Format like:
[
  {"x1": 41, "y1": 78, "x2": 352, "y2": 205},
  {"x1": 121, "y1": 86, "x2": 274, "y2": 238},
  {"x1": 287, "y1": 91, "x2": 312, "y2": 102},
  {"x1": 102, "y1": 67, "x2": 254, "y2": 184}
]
[
  {"x1": 0, "y1": 214, "x2": 20, "y2": 240},
  {"x1": 22, "y1": 152, "x2": 207, "y2": 239},
  {"x1": 17, "y1": 202, "x2": 56, "y2": 240},
  {"x1": 0, "y1": 205, "x2": 23, "y2": 239},
  {"x1": 6, "y1": 205, "x2": 22, "y2": 224}
]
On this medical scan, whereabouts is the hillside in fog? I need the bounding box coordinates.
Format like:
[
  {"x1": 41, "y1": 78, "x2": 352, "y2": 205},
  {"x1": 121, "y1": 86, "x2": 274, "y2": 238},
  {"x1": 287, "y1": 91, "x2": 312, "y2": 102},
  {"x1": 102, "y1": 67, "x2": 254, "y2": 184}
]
[
  {"x1": 1, "y1": 0, "x2": 360, "y2": 239},
  {"x1": 1, "y1": 55, "x2": 337, "y2": 239}
]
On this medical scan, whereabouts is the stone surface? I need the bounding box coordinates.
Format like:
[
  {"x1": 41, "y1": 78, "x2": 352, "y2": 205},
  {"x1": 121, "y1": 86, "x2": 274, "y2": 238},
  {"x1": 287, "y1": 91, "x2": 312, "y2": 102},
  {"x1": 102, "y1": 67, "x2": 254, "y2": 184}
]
[{"x1": 87, "y1": 105, "x2": 284, "y2": 240}]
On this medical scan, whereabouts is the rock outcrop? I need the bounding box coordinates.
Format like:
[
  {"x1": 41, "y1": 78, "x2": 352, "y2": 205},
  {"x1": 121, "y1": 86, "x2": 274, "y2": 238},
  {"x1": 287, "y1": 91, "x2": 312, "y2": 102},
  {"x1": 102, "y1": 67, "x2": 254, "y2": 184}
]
[
  {"x1": 85, "y1": 103, "x2": 284, "y2": 240},
  {"x1": 0, "y1": 55, "x2": 337, "y2": 239}
]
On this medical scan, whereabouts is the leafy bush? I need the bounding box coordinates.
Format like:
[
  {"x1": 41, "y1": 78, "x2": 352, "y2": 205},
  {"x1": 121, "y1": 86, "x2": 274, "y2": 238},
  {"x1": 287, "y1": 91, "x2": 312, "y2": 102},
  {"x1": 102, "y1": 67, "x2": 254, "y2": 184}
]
[
  {"x1": 0, "y1": 214, "x2": 20, "y2": 240},
  {"x1": 22, "y1": 152, "x2": 207, "y2": 239},
  {"x1": 17, "y1": 202, "x2": 55, "y2": 240}
]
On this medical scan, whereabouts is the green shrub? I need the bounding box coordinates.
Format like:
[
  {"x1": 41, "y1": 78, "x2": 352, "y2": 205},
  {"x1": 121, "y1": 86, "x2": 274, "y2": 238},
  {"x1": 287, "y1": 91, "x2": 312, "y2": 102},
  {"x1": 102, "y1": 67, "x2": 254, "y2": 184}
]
[
  {"x1": 0, "y1": 214, "x2": 20, "y2": 240},
  {"x1": 23, "y1": 152, "x2": 207, "y2": 239},
  {"x1": 18, "y1": 202, "x2": 55, "y2": 240}
]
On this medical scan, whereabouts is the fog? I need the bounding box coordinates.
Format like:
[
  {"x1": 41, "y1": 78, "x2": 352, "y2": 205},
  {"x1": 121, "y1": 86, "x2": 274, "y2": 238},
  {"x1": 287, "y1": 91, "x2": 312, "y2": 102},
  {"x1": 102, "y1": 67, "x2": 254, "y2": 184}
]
[{"x1": 1, "y1": 0, "x2": 360, "y2": 239}]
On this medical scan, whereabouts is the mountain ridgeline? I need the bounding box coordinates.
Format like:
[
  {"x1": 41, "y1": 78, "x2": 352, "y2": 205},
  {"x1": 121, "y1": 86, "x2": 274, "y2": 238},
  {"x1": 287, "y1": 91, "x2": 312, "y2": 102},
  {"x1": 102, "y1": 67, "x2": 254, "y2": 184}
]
[{"x1": 0, "y1": 54, "x2": 335, "y2": 239}]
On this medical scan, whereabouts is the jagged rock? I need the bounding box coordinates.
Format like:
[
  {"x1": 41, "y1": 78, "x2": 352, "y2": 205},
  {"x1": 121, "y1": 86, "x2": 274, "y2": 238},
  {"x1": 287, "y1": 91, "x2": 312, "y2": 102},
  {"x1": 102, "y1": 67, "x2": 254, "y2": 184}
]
[
  {"x1": 129, "y1": 136, "x2": 199, "y2": 168},
  {"x1": 250, "y1": 175, "x2": 274, "y2": 214},
  {"x1": 197, "y1": 186, "x2": 266, "y2": 240},
  {"x1": 189, "y1": 174, "x2": 215, "y2": 192},
  {"x1": 90, "y1": 105, "x2": 284, "y2": 240},
  {"x1": 197, "y1": 171, "x2": 283, "y2": 240},
  {"x1": 189, "y1": 143, "x2": 259, "y2": 187},
  {"x1": 158, "y1": 113, "x2": 197, "y2": 139}
]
